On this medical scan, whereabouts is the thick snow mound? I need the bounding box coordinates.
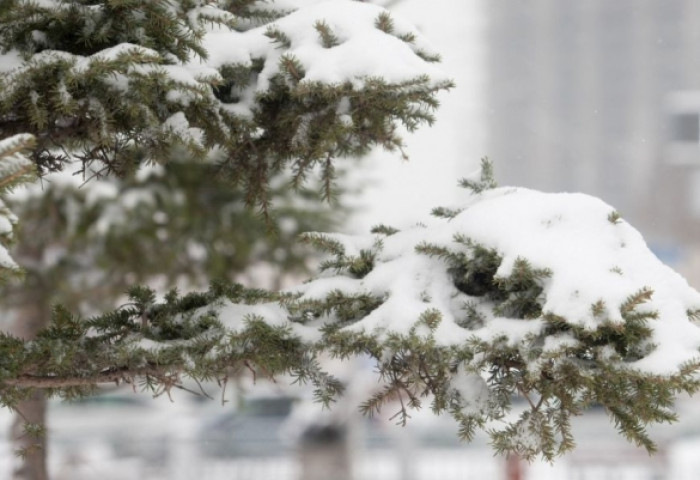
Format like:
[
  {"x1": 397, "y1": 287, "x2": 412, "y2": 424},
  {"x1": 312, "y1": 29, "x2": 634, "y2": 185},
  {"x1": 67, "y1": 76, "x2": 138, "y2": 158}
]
[
  {"x1": 204, "y1": 1, "x2": 447, "y2": 89},
  {"x1": 284, "y1": 186, "x2": 700, "y2": 375}
]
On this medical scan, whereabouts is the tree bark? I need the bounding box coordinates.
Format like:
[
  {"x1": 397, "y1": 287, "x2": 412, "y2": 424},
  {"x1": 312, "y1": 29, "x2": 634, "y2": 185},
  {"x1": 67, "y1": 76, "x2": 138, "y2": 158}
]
[
  {"x1": 3, "y1": 366, "x2": 172, "y2": 389},
  {"x1": 505, "y1": 454, "x2": 524, "y2": 480},
  {"x1": 11, "y1": 391, "x2": 47, "y2": 480},
  {"x1": 10, "y1": 299, "x2": 49, "y2": 480},
  {"x1": 299, "y1": 424, "x2": 352, "y2": 480}
]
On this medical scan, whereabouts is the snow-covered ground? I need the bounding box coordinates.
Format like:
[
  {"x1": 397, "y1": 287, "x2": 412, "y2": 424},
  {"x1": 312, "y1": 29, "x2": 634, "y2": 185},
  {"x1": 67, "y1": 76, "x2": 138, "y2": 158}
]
[{"x1": 0, "y1": 388, "x2": 699, "y2": 479}]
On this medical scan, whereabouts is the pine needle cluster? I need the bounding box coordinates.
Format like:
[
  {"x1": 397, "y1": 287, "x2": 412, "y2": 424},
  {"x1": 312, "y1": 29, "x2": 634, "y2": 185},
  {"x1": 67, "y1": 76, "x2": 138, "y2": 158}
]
[
  {"x1": 0, "y1": 0, "x2": 451, "y2": 209},
  {"x1": 0, "y1": 134, "x2": 35, "y2": 281}
]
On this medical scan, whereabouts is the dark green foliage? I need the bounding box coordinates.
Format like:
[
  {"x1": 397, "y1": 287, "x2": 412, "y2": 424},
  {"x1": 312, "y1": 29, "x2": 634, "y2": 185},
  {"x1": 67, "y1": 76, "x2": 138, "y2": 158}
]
[
  {"x1": 374, "y1": 12, "x2": 395, "y2": 34},
  {"x1": 0, "y1": 134, "x2": 35, "y2": 192},
  {"x1": 492, "y1": 258, "x2": 552, "y2": 319},
  {"x1": 458, "y1": 301, "x2": 486, "y2": 329},
  {"x1": 370, "y1": 224, "x2": 399, "y2": 236},
  {"x1": 608, "y1": 210, "x2": 622, "y2": 224},
  {"x1": 0, "y1": 0, "x2": 222, "y2": 60},
  {"x1": 291, "y1": 354, "x2": 345, "y2": 408},
  {"x1": 0, "y1": 133, "x2": 35, "y2": 282},
  {"x1": 0, "y1": 282, "x2": 291, "y2": 400},
  {"x1": 359, "y1": 325, "x2": 452, "y2": 427},
  {"x1": 410, "y1": 219, "x2": 682, "y2": 459},
  {"x1": 1, "y1": 254, "x2": 698, "y2": 462},
  {"x1": 288, "y1": 162, "x2": 700, "y2": 460},
  {"x1": 301, "y1": 232, "x2": 379, "y2": 279},
  {"x1": 314, "y1": 20, "x2": 340, "y2": 49},
  {"x1": 97, "y1": 162, "x2": 338, "y2": 282},
  {"x1": 286, "y1": 290, "x2": 384, "y2": 328},
  {"x1": 459, "y1": 157, "x2": 497, "y2": 193},
  {"x1": 431, "y1": 206, "x2": 463, "y2": 219},
  {"x1": 416, "y1": 238, "x2": 507, "y2": 301},
  {"x1": 265, "y1": 26, "x2": 292, "y2": 48},
  {"x1": 0, "y1": 4, "x2": 696, "y2": 465},
  {"x1": 2, "y1": 160, "x2": 338, "y2": 321},
  {"x1": 221, "y1": 0, "x2": 290, "y2": 26},
  {"x1": 0, "y1": 1, "x2": 452, "y2": 209}
]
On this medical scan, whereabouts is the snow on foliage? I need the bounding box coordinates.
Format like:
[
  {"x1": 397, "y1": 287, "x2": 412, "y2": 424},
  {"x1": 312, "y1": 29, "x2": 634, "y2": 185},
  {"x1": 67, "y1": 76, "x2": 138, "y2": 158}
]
[
  {"x1": 211, "y1": 160, "x2": 700, "y2": 458},
  {"x1": 3, "y1": 1, "x2": 699, "y2": 461},
  {"x1": 5, "y1": 160, "x2": 696, "y2": 459},
  {"x1": 232, "y1": 162, "x2": 700, "y2": 375},
  {"x1": 0, "y1": 0, "x2": 452, "y2": 205},
  {"x1": 0, "y1": 134, "x2": 35, "y2": 273},
  {"x1": 203, "y1": 1, "x2": 447, "y2": 97}
]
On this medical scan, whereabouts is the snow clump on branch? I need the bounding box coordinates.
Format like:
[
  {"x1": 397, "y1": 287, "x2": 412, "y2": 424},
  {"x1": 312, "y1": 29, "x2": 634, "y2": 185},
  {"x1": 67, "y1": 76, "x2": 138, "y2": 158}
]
[{"x1": 216, "y1": 160, "x2": 700, "y2": 458}]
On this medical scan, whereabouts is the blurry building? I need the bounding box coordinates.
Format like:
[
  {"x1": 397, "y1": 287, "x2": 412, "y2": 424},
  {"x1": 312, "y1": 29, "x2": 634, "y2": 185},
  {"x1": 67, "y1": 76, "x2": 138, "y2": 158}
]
[{"x1": 483, "y1": 1, "x2": 700, "y2": 266}]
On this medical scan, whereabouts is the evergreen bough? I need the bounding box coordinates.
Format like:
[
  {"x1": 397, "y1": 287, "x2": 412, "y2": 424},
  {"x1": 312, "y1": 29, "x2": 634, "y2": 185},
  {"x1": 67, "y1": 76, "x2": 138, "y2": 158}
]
[
  {"x1": 0, "y1": 162, "x2": 699, "y2": 460},
  {"x1": 0, "y1": 134, "x2": 35, "y2": 280},
  {"x1": 0, "y1": 0, "x2": 451, "y2": 208},
  {"x1": 0, "y1": 0, "x2": 699, "y2": 465}
]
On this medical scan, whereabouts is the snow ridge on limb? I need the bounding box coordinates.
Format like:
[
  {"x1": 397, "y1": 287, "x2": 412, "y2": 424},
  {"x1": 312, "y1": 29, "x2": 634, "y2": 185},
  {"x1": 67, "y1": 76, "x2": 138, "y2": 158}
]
[
  {"x1": 0, "y1": 0, "x2": 452, "y2": 208},
  {"x1": 2, "y1": 161, "x2": 700, "y2": 460},
  {"x1": 279, "y1": 158, "x2": 700, "y2": 458}
]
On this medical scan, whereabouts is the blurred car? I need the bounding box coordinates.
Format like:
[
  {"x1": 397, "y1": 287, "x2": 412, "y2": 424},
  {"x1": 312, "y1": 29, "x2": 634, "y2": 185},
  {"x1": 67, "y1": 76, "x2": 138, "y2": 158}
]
[{"x1": 199, "y1": 396, "x2": 298, "y2": 458}]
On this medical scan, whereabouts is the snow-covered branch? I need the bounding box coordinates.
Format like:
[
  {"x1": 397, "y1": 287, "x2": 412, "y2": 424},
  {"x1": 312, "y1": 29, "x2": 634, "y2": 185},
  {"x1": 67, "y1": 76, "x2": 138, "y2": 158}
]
[
  {"x1": 3, "y1": 163, "x2": 700, "y2": 459},
  {"x1": 1, "y1": 0, "x2": 698, "y2": 464},
  {"x1": 0, "y1": 134, "x2": 35, "y2": 276},
  {"x1": 0, "y1": 0, "x2": 452, "y2": 207}
]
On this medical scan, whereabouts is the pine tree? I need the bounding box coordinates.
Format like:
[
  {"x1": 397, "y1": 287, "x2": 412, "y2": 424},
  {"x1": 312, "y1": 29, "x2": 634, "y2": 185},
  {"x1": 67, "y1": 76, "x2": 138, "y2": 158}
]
[
  {"x1": 2, "y1": 159, "x2": 342, "y2": 478},
  {"x1": 0, "y1": 134, "x2": 39, "y2": 479},
  {"x1": 2, "y1": 2, "x2": 700, "y2": 478},
  {"x1": 0, "y1": 0, "x2": 449, "y2": 205},
  {"x1": 0, "y1": 1, "x2": 448, "y2": 478}
]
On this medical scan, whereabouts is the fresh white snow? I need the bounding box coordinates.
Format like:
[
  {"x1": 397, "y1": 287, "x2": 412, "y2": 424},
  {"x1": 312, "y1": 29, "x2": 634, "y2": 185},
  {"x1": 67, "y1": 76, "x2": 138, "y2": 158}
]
[
  {"x1": 0, "y1": 135, "x2": 35, "y2": 270},
  {"x1": 214, "y1": 185, "x2": 700, "y2": 377}
]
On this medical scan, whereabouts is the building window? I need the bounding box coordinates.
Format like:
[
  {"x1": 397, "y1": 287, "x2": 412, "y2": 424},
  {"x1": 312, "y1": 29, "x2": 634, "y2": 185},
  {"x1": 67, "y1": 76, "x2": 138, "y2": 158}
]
[
  {"x1": 663, "y1": 91, "x2": 700, "y2": 165},
  {"x1": 671, "y1": 112, "x2": 700, "y2": 143}
]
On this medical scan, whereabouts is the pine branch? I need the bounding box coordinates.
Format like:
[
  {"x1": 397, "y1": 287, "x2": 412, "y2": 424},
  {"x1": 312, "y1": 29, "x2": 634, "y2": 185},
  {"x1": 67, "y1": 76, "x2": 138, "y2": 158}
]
[
  {"x1": 1, "y1": 366, "x2": 168, "y2": 389},
  {"x1": 0, "y1": 164, "x2": 34, "y2": 191},
  {"x1": 0, "y1": 1, "x2": 451, "y2": 205}
]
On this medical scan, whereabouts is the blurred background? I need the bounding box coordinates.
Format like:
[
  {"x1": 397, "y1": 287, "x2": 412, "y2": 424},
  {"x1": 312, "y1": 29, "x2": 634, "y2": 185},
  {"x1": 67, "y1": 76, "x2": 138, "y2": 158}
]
[{"x1": 7, "y1": 0, "x2": 700, "y2": 479}]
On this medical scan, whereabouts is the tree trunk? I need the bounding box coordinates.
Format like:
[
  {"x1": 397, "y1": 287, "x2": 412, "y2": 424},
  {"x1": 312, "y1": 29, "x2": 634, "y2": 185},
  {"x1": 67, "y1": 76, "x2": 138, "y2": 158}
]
[
  {"x1": 505, "y1": 454, "x2": 524, "y2": 480},
  {"x1": 10, "y1": 300, "x2": 49, "y2": 480},
  {"x1": 11, "y1": 391, "x2": 48, "y2": 480},
  {"x1": 299, "y1": 424, "x2": 352, "y2": 480}
]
